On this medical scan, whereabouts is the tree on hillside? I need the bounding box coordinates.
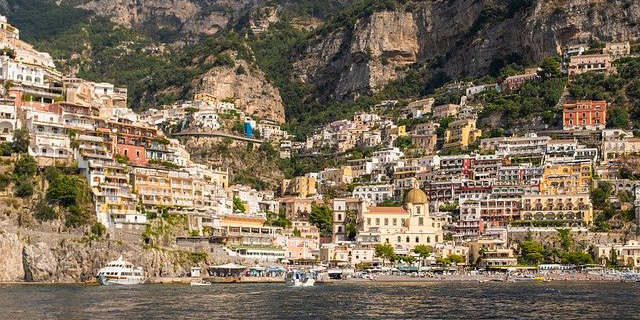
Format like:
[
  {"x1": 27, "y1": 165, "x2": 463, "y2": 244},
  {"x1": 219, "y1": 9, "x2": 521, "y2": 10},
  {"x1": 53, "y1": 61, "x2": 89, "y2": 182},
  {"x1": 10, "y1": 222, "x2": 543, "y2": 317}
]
[
  {"x1": 309, "y1": 204, "x2": 333, "y2": 237},
  {"x1": 232, "y1": 196, "x2": 246, "y2": 213},
  {"x1": 556, "y1": 228, "x2": 573, "y2": 251},
  {"x1": 519, "y1": 240, "x2": 546, "y2": 265},
  {"x1": 14, "y1": 154, "x2": 37, "y2": 177},
  {"x1": 12, "y1": 129, "x2": 29, "y2": 154},
  {"x1": 538, "y1": 57, "x2": 561, "y2": 79}
]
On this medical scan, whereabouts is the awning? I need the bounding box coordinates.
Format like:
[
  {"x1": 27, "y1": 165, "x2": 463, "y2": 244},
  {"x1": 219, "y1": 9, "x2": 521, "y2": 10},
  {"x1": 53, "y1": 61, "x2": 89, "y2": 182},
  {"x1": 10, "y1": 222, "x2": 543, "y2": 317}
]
[
  {"x1": 398, "y1": 266, "x2": 418, "y2": 272},
  {"x1": 209, "y1": 263, "x2": 246, "y2": 269}
]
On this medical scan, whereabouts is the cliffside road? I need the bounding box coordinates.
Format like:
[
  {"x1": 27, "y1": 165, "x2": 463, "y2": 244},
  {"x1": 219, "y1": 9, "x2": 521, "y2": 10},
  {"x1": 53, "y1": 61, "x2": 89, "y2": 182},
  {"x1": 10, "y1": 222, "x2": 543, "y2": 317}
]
[{"x1": 170, "y1": 130, "x2": 263, "y2": 144}]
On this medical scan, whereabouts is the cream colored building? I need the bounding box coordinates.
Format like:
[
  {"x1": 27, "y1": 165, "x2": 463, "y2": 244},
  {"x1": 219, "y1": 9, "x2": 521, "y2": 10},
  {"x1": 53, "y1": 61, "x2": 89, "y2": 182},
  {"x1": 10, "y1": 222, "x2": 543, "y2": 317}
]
[
  {"x1": 444, "y1": 118, "x2": 482, "y2": 149},
  {"x1": 435, "y1": 242, "x2": 470, "y2": 264},
  {"x1": 319, "y1": 243, "x2": 375, "y2": 266},
  {"x1": 358, "y1": 188, "x2": 444, "y2": 254},
  {"x1": 594, "y1": 240, "x2": 640, "y2": 267},
  {"x1": 603, "y1": 136, "x2": 640, "y2": 161},
  {"x1": 321, "y1": 166, "x2": 353, "y2": 185}
]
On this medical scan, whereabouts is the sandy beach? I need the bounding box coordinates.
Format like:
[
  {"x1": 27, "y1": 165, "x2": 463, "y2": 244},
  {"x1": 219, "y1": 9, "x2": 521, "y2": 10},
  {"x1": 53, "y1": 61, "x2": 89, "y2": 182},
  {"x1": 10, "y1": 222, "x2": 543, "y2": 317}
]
[{"x1": 340, "y1": 272, "x2": 634, "y2": 283}]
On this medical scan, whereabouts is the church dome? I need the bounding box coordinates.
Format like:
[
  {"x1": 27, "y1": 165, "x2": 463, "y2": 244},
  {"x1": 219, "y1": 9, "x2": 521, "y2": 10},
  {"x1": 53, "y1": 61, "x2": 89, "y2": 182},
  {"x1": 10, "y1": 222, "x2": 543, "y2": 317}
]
[{"x1": 405, "y1": 188, "x2": 428, "y2": 204}]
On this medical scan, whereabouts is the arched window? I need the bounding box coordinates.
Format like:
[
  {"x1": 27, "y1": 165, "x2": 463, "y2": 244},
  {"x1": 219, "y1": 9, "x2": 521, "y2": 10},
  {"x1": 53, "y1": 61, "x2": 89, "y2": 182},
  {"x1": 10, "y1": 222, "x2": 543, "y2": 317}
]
[
  {"x1": 427, "y1": 237, "x2": 431, "y2": 243},
  {"x1": 406, "y1": 236, "x2": 410, "y2": 243},
  {"x1": 397, "y1": 236, "x2": 401, "y2": 243},
  {"x1": 337, "y1": 214, "x2": 342, "y2": 221},
  {"x1": 415, "y1": 236, "x2": 419, "y2": 243}
]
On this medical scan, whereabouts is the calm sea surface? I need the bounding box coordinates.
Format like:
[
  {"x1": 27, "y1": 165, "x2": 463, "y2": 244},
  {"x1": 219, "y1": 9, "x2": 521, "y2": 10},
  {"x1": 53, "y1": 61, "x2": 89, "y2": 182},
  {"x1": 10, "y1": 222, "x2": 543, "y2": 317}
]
[{"x1": 0, "y1": 281, "x2": 639, "y2": 319}]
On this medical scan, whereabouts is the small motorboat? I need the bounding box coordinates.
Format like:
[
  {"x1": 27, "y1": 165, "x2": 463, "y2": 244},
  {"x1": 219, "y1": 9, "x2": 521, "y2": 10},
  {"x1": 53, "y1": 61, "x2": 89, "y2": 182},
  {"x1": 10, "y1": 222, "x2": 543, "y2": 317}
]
[
  {"x1": 190, "y1": 280, "x2": 212, "y2": 286},
  {"x1": 286, "y1": 271, "x2": 315, "y2": 287}
]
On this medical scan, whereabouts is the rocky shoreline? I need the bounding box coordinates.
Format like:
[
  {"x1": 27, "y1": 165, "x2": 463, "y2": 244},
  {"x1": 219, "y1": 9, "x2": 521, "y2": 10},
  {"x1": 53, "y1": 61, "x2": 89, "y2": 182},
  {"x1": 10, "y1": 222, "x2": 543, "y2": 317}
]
[{"x1": 0, "y1": 230, "x2": 239, "y2": 283}]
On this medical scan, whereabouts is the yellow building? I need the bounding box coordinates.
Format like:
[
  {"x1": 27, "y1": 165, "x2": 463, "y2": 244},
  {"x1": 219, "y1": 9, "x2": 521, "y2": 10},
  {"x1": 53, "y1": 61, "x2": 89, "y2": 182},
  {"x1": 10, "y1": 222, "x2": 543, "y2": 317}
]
[
  {"x1": 540, "y1": 162, "x2": 591, "y2": 195},
  {"x1": 358, "y1": 188, "x2": 444, "y2": 254},
  {"x1": 520, "y1": 194, "x2": 593, "y2": 226},
  {"x1": 194, "y1": 92, "x2": 218, "y2": 103},
  {"x1": 444, "y1": 118, "x2": 482, "y2": 149},
  {"x1": 280, "y1": 176, "x2": 317, "y2": 198},
  {"x1": 388, "y1": 125, "x2": 408, "y2": 137}
]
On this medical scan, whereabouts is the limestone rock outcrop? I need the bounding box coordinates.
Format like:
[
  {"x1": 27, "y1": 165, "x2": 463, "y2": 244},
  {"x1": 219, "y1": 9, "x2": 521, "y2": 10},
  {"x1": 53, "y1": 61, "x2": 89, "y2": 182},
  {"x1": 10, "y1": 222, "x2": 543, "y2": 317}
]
[
  {"x1": 293, "y1": 0, "x2": 640, "y2": 100},
  {"x1": 193, "y1": 58, "x2": 285, "y2": 123},
  {"x1": 0, "y1": 232, "x2": 25, "y2": 281},
  {"x1": 78, "y1": 0, "x2": 267, "y2": 43}
]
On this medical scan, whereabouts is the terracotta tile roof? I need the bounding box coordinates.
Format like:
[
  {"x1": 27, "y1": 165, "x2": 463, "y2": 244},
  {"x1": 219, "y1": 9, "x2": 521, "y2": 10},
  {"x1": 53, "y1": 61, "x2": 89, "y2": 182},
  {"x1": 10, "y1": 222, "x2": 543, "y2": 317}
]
[{"x1": 368, "y1": 207, "x2": 408, "y2": 214}]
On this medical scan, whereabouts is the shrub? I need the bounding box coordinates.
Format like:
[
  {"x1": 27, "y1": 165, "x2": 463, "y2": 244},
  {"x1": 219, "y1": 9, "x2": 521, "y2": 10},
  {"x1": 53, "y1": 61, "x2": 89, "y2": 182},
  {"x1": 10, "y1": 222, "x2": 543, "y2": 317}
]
[
  {"x1": 12, "y1": 129, "x2": 29, "y2": 154},
  {"x1": 65, "y1": 205, "x2": 91, "y2": 228},
  {"x1": 0, "y1": 174, "x2": 10, "y2": 191},
  {"x1": 14, "y1": 154, "x2": 37, "y2": 177},
  {"x1": 0, "y1": 142, "x2": 12, "y2": 156},
  {"x1": 44, "y1": 166, "x2": 62, "y2": 182},
  {"x1": 214, "y1": 53, "x2": 235, "y2": 68},
  {"x1": 14, "y1": 178, "x2": 34, "y2": 198},
  {"x1": 46, "y1": 175, "x2": 89, "y2": 208},
  {"x1": 91, "y1": 222, "x2": 106, "y2": 238},
  {"x1": 34, "y1": 199, "x2": 57, "y2": 221}
]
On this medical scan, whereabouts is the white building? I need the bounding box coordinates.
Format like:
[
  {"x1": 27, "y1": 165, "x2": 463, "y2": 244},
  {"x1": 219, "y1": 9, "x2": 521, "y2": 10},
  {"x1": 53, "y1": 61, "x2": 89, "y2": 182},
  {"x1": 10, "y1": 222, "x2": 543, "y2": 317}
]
[
  {"x1": 193, "y1": 110, "x2": 221, "y2": 131},
  {"x1": 352, "y1": 184, "x2": 394, "y2": 205},
  {"x1": 0, "y1": 101, "x2": 19, "y2": 142}
]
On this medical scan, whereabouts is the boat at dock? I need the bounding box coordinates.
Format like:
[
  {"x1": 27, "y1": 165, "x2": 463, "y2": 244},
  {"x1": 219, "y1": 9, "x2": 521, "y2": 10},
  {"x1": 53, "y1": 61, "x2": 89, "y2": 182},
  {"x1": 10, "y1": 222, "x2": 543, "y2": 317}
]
[
  {"x1": 286, "y1": 271, "x2": 315, "y2": 287},
  {"x1": 190, "y1": 280, "x2": 212, "y2": 286},
  {"x1": 96, "y1": 256, "x2": 145, "y2": 285}
]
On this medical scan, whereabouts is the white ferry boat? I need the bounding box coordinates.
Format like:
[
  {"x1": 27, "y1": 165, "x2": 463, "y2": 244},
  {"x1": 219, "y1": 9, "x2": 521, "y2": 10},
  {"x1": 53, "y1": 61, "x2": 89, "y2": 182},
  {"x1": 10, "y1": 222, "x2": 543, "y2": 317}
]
[{"x1": 96, "y1": 256, "x2": 145, "y2": 285}]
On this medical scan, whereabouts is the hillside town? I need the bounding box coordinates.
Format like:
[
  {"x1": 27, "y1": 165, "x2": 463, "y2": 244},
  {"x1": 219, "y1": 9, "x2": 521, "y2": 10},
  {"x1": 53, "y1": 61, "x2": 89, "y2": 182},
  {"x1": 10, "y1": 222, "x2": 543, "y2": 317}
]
[{"x1": 1, "y1": 12, "x2": 640, "y2": 277}]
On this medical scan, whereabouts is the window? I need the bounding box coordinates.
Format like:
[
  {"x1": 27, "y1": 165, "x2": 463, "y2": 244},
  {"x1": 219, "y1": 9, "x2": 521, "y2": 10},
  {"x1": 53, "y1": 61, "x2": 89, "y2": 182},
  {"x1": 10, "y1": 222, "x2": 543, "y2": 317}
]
[
  {"x1": 392, "y1": 218, "x2": 397, "y2": 226},
  {"x1": 415, "y1": 236, "x2": 419, "y2": 243},
  {"x1": 367, "y1": 218, "x2": 371, "y2": 226},
  {"x1": 427, "y1": 237, "x2": 431, "y2": 243},
  {"x1": 397, "y1": 236, "x2": 401, "y2": 242},
  {"x1": 384, "y1": 218, "x2": 388, "y2": 226},
  {"x1": 375, "y1": 218, "x2": 380, "y2": 226},
  {"x1": 337, "y1": 214, "x2": 342, "y2": 221},
  {"x1": 406, "y1": 236, "x2": 410, "y2": 243},
  {"x1": 418, "y1": 217, "x2": 424, "y2": 226}
]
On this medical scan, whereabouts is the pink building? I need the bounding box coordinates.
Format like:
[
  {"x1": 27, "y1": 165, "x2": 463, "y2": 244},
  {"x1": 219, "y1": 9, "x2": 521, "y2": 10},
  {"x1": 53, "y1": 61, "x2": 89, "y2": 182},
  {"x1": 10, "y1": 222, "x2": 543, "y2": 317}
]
[
  {"x1": 285, "y1": 237, "x2": 317, "y2": 260},
  {"x1": 502, "y1": 72, "x2": 540, "y2": 92},
  {"x1": 568, "y1": 54, "x2": 612, "y2": 77}
]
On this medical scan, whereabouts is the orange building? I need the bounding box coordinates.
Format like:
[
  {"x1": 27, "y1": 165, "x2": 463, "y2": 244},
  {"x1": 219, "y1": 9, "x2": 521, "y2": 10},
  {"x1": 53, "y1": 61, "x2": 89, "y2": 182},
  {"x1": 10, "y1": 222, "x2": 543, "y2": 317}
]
[{"x1": 563, "y1": 100, "x2": 606, "y2": 131}]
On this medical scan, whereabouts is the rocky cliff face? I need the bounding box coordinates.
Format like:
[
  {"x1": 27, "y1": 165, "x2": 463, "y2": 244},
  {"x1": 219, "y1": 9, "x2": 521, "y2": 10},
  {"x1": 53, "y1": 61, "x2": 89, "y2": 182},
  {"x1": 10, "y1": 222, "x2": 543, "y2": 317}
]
[
  {"x1": 0, "y1": 229, "x2": 237, "y2": 282},
  {"x1": 0, "y1": 232, "x2": 25, "y2": 281},
  {"x1": 77, "y1": 0, "x2": 270, "y2": 43},
  {"x1": 193, "y1": 56, "x2": 285, "y2": 123},
  {"x1": 293, "y1": 0, "x2": 640, "y2": 100}
]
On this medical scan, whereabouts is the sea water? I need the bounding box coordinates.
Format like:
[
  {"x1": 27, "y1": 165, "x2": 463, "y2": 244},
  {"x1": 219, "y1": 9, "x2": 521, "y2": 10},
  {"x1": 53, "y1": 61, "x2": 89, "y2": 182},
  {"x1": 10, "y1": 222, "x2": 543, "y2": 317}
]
[{"x1": 0, "y1": 281, "x2": 637, "y2": 319}]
